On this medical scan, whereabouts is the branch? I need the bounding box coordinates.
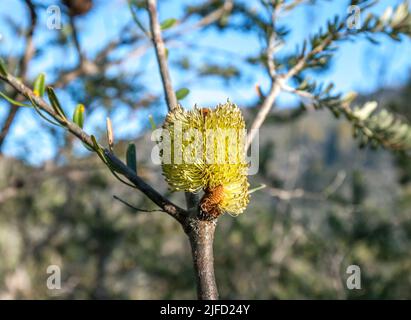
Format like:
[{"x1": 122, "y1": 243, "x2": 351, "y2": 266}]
[
  {"x1": 282, "y1": 0, "x2": 315, "y2": 11},
  {"x1": 147, "y1": 0, "x2": 178, "y2": 111},
  {"x1": 246, "y1": 10, "x2": 338, "y2": 150},
  {"x1": 167, "y1": 0, "x2": 234, "y2": 39},
  {"x1": 246, "y1": 78, "x2": 283, "y2": 151},
  {"x1": 113, "y1": 195, "x2": 166, "y2": 213},
  {"x1": 285, "y1": 32, "x2": 335, "y2": 79},
  {"x1": 187, "y1": 219, "x2": 219, "y2": 300},
  {"x1": 0, "y1": 72, "x2": 187, "y2": 224},
  {"x1": 245, "y1": 3, "x2": 283, "y2": 151},
  {"x1": 53, "y1": 0, "x2": 234, "y2": 92},
  {"x1": 270, "y1": 171, "x2": 347, "y2": 201},
  {"x1": 51, "y1": 24, "x2": 146, "y2": 88}
]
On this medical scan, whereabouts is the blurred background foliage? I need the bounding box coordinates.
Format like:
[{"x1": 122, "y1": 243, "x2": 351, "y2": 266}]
[{"x1": 0, "y1": 0, "x2": 411, "y2": 299}]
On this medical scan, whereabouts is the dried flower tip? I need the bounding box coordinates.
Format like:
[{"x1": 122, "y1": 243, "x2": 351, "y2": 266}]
[{"x1": 106, "y1": 117, "x2": 114, "y2": 150}]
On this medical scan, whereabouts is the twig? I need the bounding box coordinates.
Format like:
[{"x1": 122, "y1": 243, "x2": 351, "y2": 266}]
[
  {"x1": 270, "y1": 187, "x2": 319, "y2": 201},
  {"x1": 113, "y1": 195, "x2": 165, "y2": 213},
  {"x1": 53, "y1": 0, "x2": 233, "y2": 91},
  {"x1": 147, "y1": 0, "x2": 178, "y2": 111},
  {"x1": 281, "y1": 83, "x2": 316, "y2": 110},
  {"x1": 0, "y1": 0, "x2": 37, "y2": 151},
  {"x1": 128, "y1": 0, "x2": 151, "y2": 38},
  {"x1": 285, "y1": 33, "x2": 335, "y2": 79},
  {"x1": 166, "y1": 0, "x2": 233, "y2": 39},
  {"x1": 283, "y1": 0, "x2": 313, "y2": 11},
  {"x1": 0, "y1": 72, "x2": 187, "y2": 224},
  {"x1": 245, "y1": 4, "x2": 353, "y2": 152},
  {"x1": 266, "y1": 3, "x2": 281, "y2": 80},
  {"x1": 246, "y1": 79, "x2": 283, "y2": 151}
]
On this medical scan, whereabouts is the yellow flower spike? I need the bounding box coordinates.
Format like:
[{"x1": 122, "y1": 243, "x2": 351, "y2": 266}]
[{"x1": 160, "y1": 101, "x2": 250, "y2": 219}]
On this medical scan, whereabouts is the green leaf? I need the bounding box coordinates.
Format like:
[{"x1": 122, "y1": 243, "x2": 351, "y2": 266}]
[
  {"x1": 161, "y1": 18, "x2": 177, "y2": 30},
  {"x1": 28, "y1": 96, "x2": 63, "y2": 127},
  {"x1": 148, "y1": 114, "x2": 156, "y2": 129},
  {"x1": 73, "y1": 104, "x2": 85, "y2": 128},
  {"x1": 128, "y1": 0, "x2": 150, "y2": 36},
  {"x1": 0, "y1": 58, "x2": 7, "y2": 77},
  {"x1": 33, "y1": 73, "x2": 46, "y2": 97},
  {"x1": 0, "y1": 91, "x2": 32, "y2": 108},
  {"x1": 46, "y1": 87, "x2": 66, "y2": 120},
  {"x1": 126, "y1": 143, "x2": 137, "y2": 173},
  {"x1": 175, "y1": 88, "x2": 190, "y2": 100},
  {"x1": 91, "y1": 135, "x2": 106, "y2": 161}
]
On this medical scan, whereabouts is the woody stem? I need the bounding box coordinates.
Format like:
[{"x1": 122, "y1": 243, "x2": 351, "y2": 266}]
[{"x1": 186, "y1": 218, "x2": 219, "y2": 300}]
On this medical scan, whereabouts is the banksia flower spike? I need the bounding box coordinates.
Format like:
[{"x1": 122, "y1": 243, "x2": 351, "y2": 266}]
[{"x1": 160, "y1": 101, "x2": 249, "y2": 219}]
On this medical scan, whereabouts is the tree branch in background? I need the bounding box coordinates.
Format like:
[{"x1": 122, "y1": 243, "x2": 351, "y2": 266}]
[
  {"x1": 68, "y1": 12, "x2": 85, "y2": 64},
  {"x1": 246, "y1": 79, "x2": 283, "y2": 151},
  {"x1": 0, "y1": 0, "x2": 37, "y2": 151},
  {"x1": 270, "y1": 171, "x2": 347, "y2": 202},
  {"x1": 167, "y1": 0, "x2": 233, "y2": 39}
]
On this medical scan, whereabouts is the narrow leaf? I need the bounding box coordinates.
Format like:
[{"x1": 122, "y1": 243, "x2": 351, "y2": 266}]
[
  {"x1": 0, "y1": 91, "x2": 32, "y2": 108},
  {"x1": 46, "y1": 87, "x2": 66, "y2": 120},
  {"x1": 126, "y1": 143, "x2": 137, "y2": 173},
  {"x1": 175, "y1": 88, "x2": 190, "y2": 100},
  {"x1": 0, "y1": 58, "x2": 7, "y2": 77}
]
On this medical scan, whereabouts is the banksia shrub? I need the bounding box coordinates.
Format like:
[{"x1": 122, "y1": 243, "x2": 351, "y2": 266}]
[{"x1": 160, "y1": 102, "x2": 249, "y2": 219}]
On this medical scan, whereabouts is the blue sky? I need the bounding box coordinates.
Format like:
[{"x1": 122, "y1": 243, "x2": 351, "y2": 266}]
[{"x1": 0, "y1": 0, "x2": 410, "y2": 163}]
